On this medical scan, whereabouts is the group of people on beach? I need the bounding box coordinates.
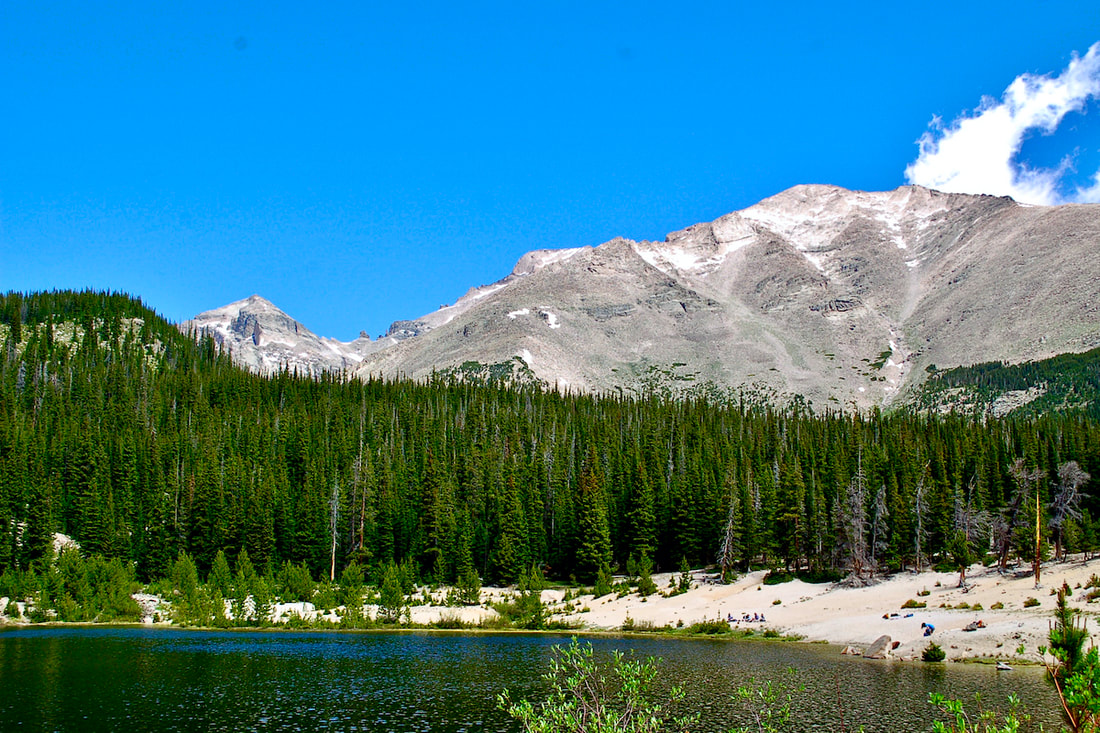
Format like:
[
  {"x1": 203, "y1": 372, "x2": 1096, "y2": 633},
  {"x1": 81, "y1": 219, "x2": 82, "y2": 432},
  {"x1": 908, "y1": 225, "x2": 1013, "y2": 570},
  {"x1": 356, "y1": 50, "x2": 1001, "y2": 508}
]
[{"x1": 728, "y1": 612, "x2": 766, "y2": 623}]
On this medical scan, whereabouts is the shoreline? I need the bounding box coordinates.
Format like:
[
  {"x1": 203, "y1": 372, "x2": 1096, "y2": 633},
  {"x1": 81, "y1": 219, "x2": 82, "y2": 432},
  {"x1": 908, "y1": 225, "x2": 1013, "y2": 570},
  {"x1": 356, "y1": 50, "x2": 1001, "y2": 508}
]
[
  {"x1": 558, "y1": 559, "x2": 1098, "y2": 664},
  {"x1": 3, "y1": 557, "x2": 1096, "y2": 665}
]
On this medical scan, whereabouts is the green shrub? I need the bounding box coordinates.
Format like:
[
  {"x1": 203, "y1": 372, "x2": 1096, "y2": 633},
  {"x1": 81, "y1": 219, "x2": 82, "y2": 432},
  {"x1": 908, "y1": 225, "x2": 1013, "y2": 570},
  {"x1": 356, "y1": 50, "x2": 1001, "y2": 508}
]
[
  {"x1": 901, "y1": 599, "x2": 927, "y2": 609},
  {"x1": 338, "y1": 562, "x2": 364, "y2": 606},
  {"x1": 492, "y1": 590, "x2": 545, "y2": 629},
  {"x1": 26, "y1": 603, "x2": 51, "y2": 623},
  {"x1": 282, "y1": 610, "x2": 313, "y2": 629},
  {"x1": 796, "y1": 568, "x2": 843, "y2": 584},
  {"x1": 1024, "y1": 597, "x2": 1040, "y2": 608},
  {"x1": 991, "y1": 601, "x2": 1004, "y2": 610},
  {"x1": 621, "y1": 617, "x2": 664, "y2": 633},
  {"x1": 338, "y1": 601, "x2": 372, "y2": 629},
  {"x1": 543, "y1": 618, "x2": 581, "y2": 631},
  {"x1": 450, "y1": 567, "x2": 482, "y2": 606},
  {"x1": 732, "y1": 669, "x2": 802, "y2": 732},
  {"x1": 313, "y1": 581, "x2": 339, "y2": 611},
  {"x1": 763, "y1": 570, "x2": 794, "y2": 585},
  {"x1": 922, "y1": 642, "x2": 946, "y2": 662},
  {"x1": 498, "y1": 638, "x2": 698, "y2": 732},
  {"x1": 279, "y1": 561, "x2": 315, "y2": 603},
  {"x1": 929, "y1": 692, "x2": 1033, "y2": 731},
  {"x1": 430, "y1": 612, "x2": 470, "y2": 629},
  {"x1": 686, "y1": 618, "x2": 730, "y2": 635}
]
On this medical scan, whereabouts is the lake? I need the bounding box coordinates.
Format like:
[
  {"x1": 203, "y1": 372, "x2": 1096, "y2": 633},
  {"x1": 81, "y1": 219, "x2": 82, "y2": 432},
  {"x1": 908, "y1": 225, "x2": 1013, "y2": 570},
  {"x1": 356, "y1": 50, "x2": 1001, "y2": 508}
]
[{"x1": 0, "y1": 627, "x2": 1060, "y2": 732}]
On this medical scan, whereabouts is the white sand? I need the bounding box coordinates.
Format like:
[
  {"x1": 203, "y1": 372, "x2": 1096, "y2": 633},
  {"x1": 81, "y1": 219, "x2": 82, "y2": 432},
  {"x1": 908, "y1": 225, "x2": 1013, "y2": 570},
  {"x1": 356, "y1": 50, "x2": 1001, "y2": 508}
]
[
  {"x1": 523, "y1": 558, "x2": 1100, "y2": 663},
  {"x1": 7, "y1": 559, "x2": 1097, "y2": 664}
]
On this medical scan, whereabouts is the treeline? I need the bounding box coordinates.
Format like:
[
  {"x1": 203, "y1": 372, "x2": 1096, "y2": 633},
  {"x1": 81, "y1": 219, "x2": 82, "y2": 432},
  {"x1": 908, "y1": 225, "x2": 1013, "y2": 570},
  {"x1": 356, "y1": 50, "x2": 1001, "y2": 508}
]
[
  {"x1": 2, "y1": 291, "x2": 1099, "y2": 590},
  {"x1": 920, "y1": 347, "x2": 1100, "y2": 417}
]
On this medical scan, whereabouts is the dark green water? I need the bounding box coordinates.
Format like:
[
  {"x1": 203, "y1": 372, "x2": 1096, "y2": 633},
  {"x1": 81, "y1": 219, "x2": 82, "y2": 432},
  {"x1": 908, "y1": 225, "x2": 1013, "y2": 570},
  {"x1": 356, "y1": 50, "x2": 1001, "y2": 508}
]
[{"x1": 0, "y1": 627, "x2": 1059, "y2": 732}]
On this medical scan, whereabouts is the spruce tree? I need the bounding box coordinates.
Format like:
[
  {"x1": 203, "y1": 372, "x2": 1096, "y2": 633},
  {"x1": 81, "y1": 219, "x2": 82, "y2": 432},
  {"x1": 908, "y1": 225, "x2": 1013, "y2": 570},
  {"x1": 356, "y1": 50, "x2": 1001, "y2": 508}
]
[{"x1": 574, "y1": 448, "x2": 611, "y2": 584}]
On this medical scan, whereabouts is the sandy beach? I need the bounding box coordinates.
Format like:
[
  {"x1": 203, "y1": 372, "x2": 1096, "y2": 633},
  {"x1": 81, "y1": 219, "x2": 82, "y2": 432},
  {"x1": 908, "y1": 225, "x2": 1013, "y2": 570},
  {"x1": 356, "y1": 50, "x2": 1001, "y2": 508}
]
[
  {"x1": 517, "y1": 557, "x2": 1100, "y2": 663},
  {"x1": 6, "y1": 558, "x2": 1098, "y2": 665}
]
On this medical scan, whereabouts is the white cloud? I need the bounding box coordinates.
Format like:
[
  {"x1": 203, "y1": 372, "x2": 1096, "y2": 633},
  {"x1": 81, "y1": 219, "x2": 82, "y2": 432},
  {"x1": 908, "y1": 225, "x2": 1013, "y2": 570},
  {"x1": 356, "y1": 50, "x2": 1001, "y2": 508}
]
[{"x1": 905, "y1": 43, "x2": 1100, "y2": 205}]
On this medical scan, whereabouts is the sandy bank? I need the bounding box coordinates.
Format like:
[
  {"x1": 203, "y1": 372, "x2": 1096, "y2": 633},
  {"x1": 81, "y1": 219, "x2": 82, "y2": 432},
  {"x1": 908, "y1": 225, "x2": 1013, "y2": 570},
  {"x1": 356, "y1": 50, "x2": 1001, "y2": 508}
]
[
  {"x1": 5, "y1": 558, "x2": 1097, "y2": 664},
  {"x1": 540, "y1": 557, "x2": 1100, "y2": 663}
]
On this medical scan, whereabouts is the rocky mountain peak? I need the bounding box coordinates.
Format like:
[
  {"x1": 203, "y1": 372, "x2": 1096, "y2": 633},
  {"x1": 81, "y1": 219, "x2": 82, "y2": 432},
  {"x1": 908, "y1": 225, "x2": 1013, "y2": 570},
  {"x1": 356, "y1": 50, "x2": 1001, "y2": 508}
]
[
  {"x1": 189, "y1": 183, "x2": 1100, "y2": 408},
  {"x1": 183, "y1": 295, "x2": 381, "y2": 376}
]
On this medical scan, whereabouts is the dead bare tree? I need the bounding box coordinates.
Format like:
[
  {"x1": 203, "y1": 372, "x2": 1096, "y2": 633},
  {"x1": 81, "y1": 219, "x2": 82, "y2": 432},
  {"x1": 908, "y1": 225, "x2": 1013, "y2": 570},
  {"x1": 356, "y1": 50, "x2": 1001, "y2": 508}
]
[
  {"x1": 836, "y1": 452, "x2": 870, "y2": 583},
  {"x1": 994, "y1": 459, "x2": 1042, "y2": 573},
  {"x1": 717, "y1": 489, "x2": 741, "y2": 582},
  {"x1": 329, "y1": 478, "x2": 341, "y2": 582},
  {"x1": 869, "y1": 482, "x2": 889, "y2": 570},
  {"x1": 952, "y1": 476, "x2": 991, "y2": 587},
  {"x1": 912, "y1": 466, "x2": 930, "y2": 572},
  {"x1": 1051, "y1": 461, "x2": 1091, "y2": 562}
]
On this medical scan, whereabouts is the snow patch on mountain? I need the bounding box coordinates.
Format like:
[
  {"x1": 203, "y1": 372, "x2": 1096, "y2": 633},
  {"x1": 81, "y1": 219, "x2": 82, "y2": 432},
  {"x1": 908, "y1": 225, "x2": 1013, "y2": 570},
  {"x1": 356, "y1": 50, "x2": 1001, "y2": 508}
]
[
  {"x1": 190, "y1": 183, "x2": 1099, "y2": 412},
  {"x1": 632, "y1": 213, "x2": 758, "y2": 277}
]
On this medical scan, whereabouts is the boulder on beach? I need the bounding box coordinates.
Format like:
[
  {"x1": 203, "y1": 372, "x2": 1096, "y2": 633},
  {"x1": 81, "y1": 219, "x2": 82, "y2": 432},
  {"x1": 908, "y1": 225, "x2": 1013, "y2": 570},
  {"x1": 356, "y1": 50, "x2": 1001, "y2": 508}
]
[{"x1": 863, "y1": 635, "x2": 892, "y2": 659}]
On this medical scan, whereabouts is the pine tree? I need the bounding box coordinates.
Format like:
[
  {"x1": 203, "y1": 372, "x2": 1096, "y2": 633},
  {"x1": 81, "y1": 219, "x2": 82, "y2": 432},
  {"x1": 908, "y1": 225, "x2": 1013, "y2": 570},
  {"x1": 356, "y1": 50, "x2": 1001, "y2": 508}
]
[
  {"x1": 377, "y1": 561, "x2": 406, "y2": 624},
  {"x1": 574, "y1": 448, "x2": 611, "y2": 584},
  {"x1": 208, "y1": 549, "x2": 234, "y2": 598},
  {"x1": 776, "y1": 454, "x2": 807, "y2": 570},
  {"x1": 593, "y1": 563, "x2": 613, "y2": 598},
  {"x1": 493, "y1": 472, "x2": 528, "y2": 584},
  {"x1": 625, "y1": 457, "x2": 656, "y2": 565}
]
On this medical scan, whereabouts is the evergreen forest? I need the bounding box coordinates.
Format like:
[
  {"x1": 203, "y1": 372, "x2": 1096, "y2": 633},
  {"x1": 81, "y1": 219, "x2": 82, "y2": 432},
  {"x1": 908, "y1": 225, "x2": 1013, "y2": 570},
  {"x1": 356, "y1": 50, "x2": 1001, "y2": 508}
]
[{"x1": 2, "y1": 290, "x2": 1100, "y2": 596}]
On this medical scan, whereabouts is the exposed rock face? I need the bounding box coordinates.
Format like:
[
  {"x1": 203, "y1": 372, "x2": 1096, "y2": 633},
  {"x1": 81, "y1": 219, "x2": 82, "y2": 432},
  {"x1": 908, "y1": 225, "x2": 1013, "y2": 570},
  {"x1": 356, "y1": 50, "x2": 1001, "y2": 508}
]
[
  {"x1": 181, "y1": 295, "x2": 383, "y2": 376},
  {"x1": 189, "y1": 185, "x2": 1100, "y2": 407}
]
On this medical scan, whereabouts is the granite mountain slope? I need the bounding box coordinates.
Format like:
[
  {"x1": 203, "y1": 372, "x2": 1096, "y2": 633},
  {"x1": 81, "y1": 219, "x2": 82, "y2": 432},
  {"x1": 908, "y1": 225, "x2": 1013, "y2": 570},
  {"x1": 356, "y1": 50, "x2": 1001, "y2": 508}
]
[
  {"x1": 182, "y1": 295, "x2": 379, "y2": 376},
  {"x1": 187, "y1": 184, "x2": 1100, "y2": 408}
]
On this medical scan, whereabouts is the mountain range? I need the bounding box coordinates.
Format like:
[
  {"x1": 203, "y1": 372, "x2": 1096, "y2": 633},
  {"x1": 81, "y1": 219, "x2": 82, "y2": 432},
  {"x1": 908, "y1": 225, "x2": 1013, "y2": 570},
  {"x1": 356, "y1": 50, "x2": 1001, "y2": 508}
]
[{"x1": 183, "y1": 184, "x2": 1100, "y2": 409}]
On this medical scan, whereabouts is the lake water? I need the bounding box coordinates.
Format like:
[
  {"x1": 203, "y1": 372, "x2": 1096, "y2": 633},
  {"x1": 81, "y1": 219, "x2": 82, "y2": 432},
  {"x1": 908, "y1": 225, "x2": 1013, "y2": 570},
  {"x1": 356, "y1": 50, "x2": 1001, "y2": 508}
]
[{"x1": 0, "y1": 627, "x2": 1060, "y2": 732}]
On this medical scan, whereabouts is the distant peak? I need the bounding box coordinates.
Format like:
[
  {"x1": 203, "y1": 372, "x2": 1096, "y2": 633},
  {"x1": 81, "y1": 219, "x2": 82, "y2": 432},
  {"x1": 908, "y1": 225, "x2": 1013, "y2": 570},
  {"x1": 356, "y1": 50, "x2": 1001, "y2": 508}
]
[{"x1": 240, "y1": 294, "x2": 280, "y2": 309}]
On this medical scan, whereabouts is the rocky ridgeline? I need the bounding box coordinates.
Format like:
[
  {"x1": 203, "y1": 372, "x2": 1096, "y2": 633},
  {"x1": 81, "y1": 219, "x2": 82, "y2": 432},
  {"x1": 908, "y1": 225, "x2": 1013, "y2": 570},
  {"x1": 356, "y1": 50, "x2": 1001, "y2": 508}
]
[{"x1": 187, "y1": 185, "x2": 1100, "y2": 409}]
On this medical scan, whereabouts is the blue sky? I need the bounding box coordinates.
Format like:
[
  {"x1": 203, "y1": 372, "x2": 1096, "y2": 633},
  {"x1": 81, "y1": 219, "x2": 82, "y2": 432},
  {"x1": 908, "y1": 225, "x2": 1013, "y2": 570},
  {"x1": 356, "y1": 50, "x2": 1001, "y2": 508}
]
[{"x1": 2, "y1": 2, "x2": 1099, "y2": 340}]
